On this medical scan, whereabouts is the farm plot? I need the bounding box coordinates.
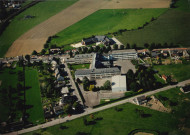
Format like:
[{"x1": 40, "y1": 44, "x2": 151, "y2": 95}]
[{"x1": 5, "y1": 0, "x2": 170, "y2": 57}]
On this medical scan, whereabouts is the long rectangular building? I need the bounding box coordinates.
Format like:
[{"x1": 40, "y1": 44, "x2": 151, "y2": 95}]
[
  {"x1": 110, "y1": 49, "x2": 138, "y2": 60},
  {"x1": 75, "y1": 67, "x2": 120, "y2": 80}
]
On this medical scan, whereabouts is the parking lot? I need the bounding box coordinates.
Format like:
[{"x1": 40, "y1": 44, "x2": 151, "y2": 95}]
[{"x1": 114, "y1": 60, "x2": 136, "y2": 74}]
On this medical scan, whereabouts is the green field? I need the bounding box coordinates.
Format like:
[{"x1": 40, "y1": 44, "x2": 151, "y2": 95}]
[
  {"x1": 50, "y1": 9, "x2": 168, "y2": 48},
  {"x1": 117, "y1": 0, "x2": 190, "y2": 47},
  {"x1": 153, "y1": 62, "x2": 190, "y2": 82},
  {"x1": 154, "y1": 88, "x2": 190, "y2": 129},
  {"x1": 24, "y1": 102, "x2": 181, "y2": 135},
  {"x1": 69, "y1": 64, "x2": 90, "y2": 71},
  {"x1": 0, "y1": 0, "x2": 78, "y2": 57},
  {"x1": 25, "y1": 68, "x2": 44, "y2": 124},
  {"x1": 0, "y1": 67, "x2": 23, "y2": 122}
]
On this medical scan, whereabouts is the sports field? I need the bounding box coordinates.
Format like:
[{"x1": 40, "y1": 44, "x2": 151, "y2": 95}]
[{"x1": 4, "y1": 0, "x2": 170, "y2": 57}]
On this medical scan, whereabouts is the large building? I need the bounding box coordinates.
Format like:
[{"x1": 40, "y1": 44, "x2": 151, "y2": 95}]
[
  {"x1": 111, "y1": 75, "x2": 127, "y2": 92},
  {"x1": 110, "y1": 49, "x2": 138, "y2": 60},
  {"x1": 75, "y1": 67, "x2": 120, "y2": 80}
]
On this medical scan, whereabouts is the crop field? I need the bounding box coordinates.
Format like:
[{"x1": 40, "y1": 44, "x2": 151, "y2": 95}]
[
  {"x1": 50, "y1": 8, "x2": 168, "y2": 48},
  {"x1": 116, "y1": 0, "x2": 190, "y2": 48},
  {"x1": 0, "y1": 0, "x2": 78, "y2": 57},
  {"x1": 4, "y1": 0, "x2": 170, "y2": 57}
]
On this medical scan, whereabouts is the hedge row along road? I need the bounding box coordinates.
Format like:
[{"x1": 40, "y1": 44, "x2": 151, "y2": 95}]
[{"x1": 5, "y1": 0, "x2": 170, "y2": 57}]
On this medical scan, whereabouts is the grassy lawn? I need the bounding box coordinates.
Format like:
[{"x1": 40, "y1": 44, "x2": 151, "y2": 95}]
[
  {"x1": 69, "y1": 64, "x2": 90, "y2": 71},
  {"x1": 116, "y1": 0, "x2": 190, "y2": 48},
  {"x1": 153, "y1": 62, "x2": 190, "y2": 82},
  {"x1": 154, "y1": 88, "x2": 190, "y2": 128},
  {"x1": 50, "y1": 8, "x2": 168, "y2": 48},
  {"x1": 0, "y1": 66, "x2": 23, "y2": 122},
  {"x1": 24, "y1": 103, "x2": 180, "y2": 135},
  {"x1": 0, "y1": 0, "x2": 78, "y2": 57},
  {"x1": 25, "y1": 67, "x2": 44, "y2": 124}
]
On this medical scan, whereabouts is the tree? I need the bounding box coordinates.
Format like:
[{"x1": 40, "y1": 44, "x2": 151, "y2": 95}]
[
  {"x1": 113, "y1": 44, "x2": 118, "y2": 50},
  {"x1": 130, "y1": 82, "x2": 140, "y2": 92},
  {"x1": 89, "y1": 46, "x2": 94, "y2": 53},
  {"x1": 25, "y1": 55, "x2": 30, "y2": 63},
  {"x1": 126, "y1": 43, "x2": 130, "y2": 49},
  {"x1": 149, "y1": 43, "x2": 155, "y2": 51},
  {"x1": 132, "y1": 44, "x2": 137, "y2": 49},
  {"x1": 44, "y1": 43, "x2": 49, "y2": 49},
  {"x1": 103, "y1": 80, "x2": 111, "y2": 90},
  {"x1": 64, "y1": 104, "x2": 72, "y2": 114},
  {"x1": 83, "y1": 77, "x2": 90, "y2": 91},
  {"x1": 126, "y1": 69, "x2": 135, "y2": 80},
  {"x1": 32, "y1": 50, "x2": 37, "y2": 55},
  {"x1": 120, "y1": 45, "x2": 124, "y2": 50},
  {"x1": 166, "y1": 75, "x2": 172, "y2": 84},
  {"x1": 94, "y1": 46, "x2": 100, "y2": 52},
  {"x1": 106, "y1": 45, "x2": 111, "y2": 52},
  {"x1": 144, "y1": 43, "x2": 149, "y2": 48},
  {"x1": 69, "y1": 50, "x2": 73, "y2": 57}
]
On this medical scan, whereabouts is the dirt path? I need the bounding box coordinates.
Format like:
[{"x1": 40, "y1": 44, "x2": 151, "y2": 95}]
[{"x1": 5, "y1": 0, "x2": 170, "y2": 57}]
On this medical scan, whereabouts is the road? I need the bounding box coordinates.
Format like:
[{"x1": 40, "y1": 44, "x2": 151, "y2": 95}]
[
  {"x1": 5, "y1": 79, "x2": 190, "y2": 135},
  {"x1": 64, "y1": 62, "x2": 84, "y2": 105}
]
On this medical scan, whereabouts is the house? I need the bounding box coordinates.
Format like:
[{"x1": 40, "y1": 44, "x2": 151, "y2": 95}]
[
  {"x1": 51, "y1": 60, "x2": 57, "y2": 70},
  {"x1": 180, "y1": 85, "x2": 190, "y2": 93},
  {"x1": 133, "y1": 95, "x2": 147, "y2": 105},
  {"x1": 109, "y1": 49, "x2": 138, "y2": 60},
  {"x1": 111, "y1": 75, "x2": 127, "y2": 92},
  {"x1": 61, "y1": 87, "x2": 69, "y2": 94},
  {"x1": 162, "y1": 75, "x2": 167, "y2": 82},
  {"x1": 53, "y1": 106, "x2": 64, "y2": 115},
  {"x1": 49, "y1": 48, "x2": 61, "y2": 54},
  {"x1": 151, "y1": 51, "x2": 159, "y2": 58},
  {"x1": 81, "y1": 35, "x2": 113, "y2": 46},
  {"x1": 57, "y1": 74, "x2": 64, "y2": 82}
]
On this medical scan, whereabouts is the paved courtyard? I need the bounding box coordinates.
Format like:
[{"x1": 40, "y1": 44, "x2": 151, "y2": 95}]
[{"x1": 114, "y1": 60, "x2": 136, "y2": 74}]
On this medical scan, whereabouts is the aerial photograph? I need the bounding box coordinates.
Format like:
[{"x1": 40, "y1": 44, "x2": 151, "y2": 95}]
[{"x1": 0, "y1": 0, "x2": 190, "y2": 134}]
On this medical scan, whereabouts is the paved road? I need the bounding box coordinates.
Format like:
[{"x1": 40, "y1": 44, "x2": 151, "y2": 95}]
[
  {"x1": 5, "y1": 79, "x2": 190, "y2": 135},
  {"x1": 64, "y1": 62, "x2": 84, "y2": 105}
]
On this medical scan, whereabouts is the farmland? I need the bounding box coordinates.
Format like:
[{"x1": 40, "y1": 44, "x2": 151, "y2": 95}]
[
  {"x1": 116, "y1": 0, "x2": 190, "y2": 48},
  {"x1": 50, "y1": 8, "x2": 168, "y2": 48},
  {"x1": 0, "y1": 0, "x2": 78, "y2": 57}
]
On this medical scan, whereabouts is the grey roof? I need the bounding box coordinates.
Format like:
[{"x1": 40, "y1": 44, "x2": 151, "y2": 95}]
[
  {"x1": 111, "y1": 49, "x2": 137, "y2": 54},
  {"x1": 75, "y1": 67, "x2": 120, "y2": 76},
  {"x1": 74, "y1": 53, "x2": 94, "y2": 59}
]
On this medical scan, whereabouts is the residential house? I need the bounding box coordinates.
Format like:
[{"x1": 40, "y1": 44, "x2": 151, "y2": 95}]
[
  {"x1": 162, "y1": 75, "x2": 167, "y2": 82},
  {"x1": 133, "y1": 96, "x2": 147, "y2": 105},
  {"x1": 180, "y1": 85, "x2": 190, "y2": 93},
  {"x1": 53, "y1": 106, "x2": 64, "y2": 115}
]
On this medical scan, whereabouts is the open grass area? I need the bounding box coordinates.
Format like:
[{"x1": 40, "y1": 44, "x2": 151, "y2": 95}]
[
  {"x1": 117, "y1": 0, "x2": 190, "y2": 48},
  {"x1": 0, "y1": 0, "x2": 78, "y2": 57},
  {"x1": 25, "y1": 67, "x2": 44, "y2": 124},
  {"x1": 0, "y1": 67, "x2": 23, "y2": 122},
  {"x1": 50, "y1": 8, "x2": 168, "y2": 48},
  {"x1": 154, "y1": 88, "x2": 190, "y2": 129},
  {"x1": 24, "y1": 102, "x2": 181, "y2": 135},
  {"x1": 69, "y1": 64, "x2": 90, "y2": 71},
  {"x1": 153, "y1": 62, "x2": 190, "y2": 82}
]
